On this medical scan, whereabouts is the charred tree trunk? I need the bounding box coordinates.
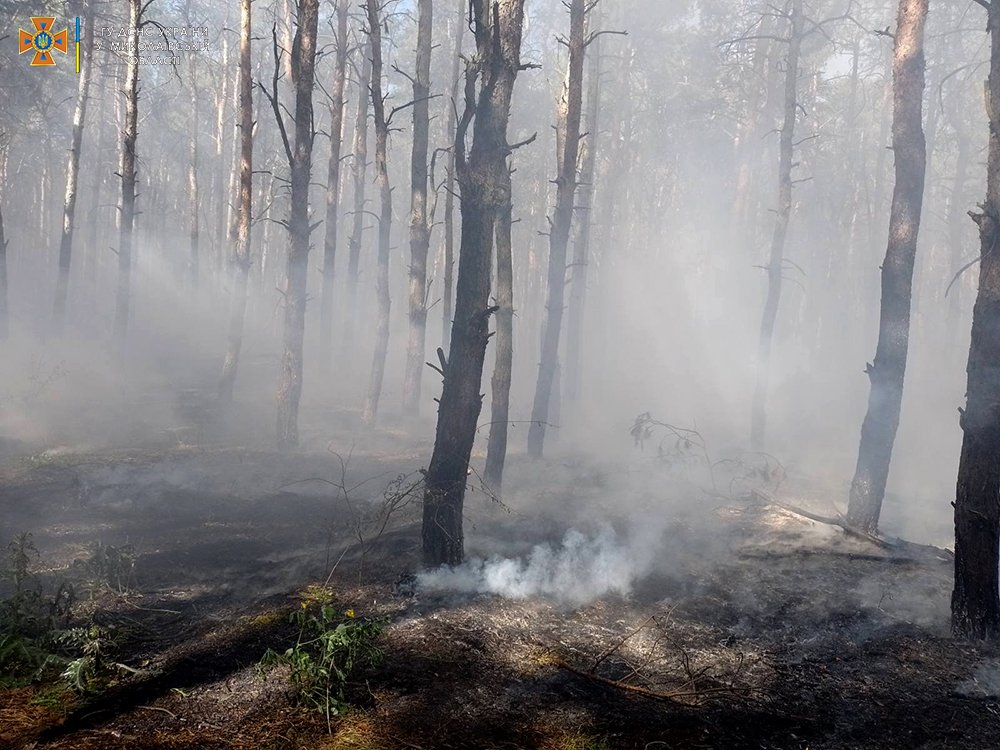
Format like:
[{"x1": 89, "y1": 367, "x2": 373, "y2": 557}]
[
  {"x1": 319, "y1": 0, "x2": 350, "y2": 373},
  {"x1": 361, "y1": 0, "x2": 393, "y2": 425},
  {"x1": 441, "y1": 0, "x2": 466, "y2": 355},
  {"x1": 484, "y1": 169, "x2": 513, "y2": 490},
  {"x1": 953, "y1": 1, "x2": 1000, "y2": 640},
  {"x1": 343, "y1": 48, "x2": 372, "y2": 362},
  {"x1": 422, "y1": 0, "x2": 527, "y2": 567},
  {"x1": 846, "y1": 0, "x2": 928, "y2": 534},
  {"x1": 749, "y1": 0, "x2": 802, "y2": 451},
  {"x1": 53, "y1": 3, "x2": 95, "y2": 334},
  {"x1": 402, "y1": 0, "x2": 435, "y2": 415},
  {"x1": 527, "y1": 0, "x2": 587, "y2": 458},
  {"x1": 219, "y1": 0, "x2": 254, "y2": 405},
  {"x1": 565, "y1": 29, "x2": 602, "y2": 404},
  {"x1": 274, "y1": 0, "x2": 320, "y2": 448},
  {"x1": 114, "y1": 0, "x2": 142, "y2": 345}
]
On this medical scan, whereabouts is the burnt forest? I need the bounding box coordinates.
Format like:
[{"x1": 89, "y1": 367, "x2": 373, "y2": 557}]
[{"x1": 2, "y1": 0, "x2": 1000, "y2": 748}]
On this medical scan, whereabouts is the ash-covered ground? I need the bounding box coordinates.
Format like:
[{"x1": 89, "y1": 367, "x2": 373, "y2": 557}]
[{"x1": 0, "y1": 438, "x2": 996, "y2": 750}]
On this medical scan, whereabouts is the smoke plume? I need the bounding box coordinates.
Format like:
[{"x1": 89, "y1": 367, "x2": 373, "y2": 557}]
[{"x1": 416, "y1": 525, "x2": 660, "y2": 606}]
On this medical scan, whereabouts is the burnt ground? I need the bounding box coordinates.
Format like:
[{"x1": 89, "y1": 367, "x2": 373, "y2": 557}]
[{"x1": 1, "y1": 440, "x2": 999, "y2": 750}]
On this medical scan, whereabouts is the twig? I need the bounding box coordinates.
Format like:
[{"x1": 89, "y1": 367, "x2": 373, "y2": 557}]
[
  {"x1": 137, "y1": 705, "x2": 179, "y2": 720},
  {"x1": 551, "y1": 656, "x2": 745, "y2": 705}
]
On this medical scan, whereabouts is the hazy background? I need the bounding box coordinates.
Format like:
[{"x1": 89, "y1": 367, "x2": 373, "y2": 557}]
[{"x1": 0, "y1": 0, "x2": 987, "y2": 549}]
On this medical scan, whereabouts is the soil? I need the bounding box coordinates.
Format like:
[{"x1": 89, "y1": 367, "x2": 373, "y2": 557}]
[{"x1": 1, "y1": 439, "x2": 998, "y2": 750}]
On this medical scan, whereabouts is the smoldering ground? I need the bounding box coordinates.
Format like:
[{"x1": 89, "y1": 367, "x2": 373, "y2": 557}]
[{"x1": 2, "y1": 439, "x2": 977, "y2": 750}]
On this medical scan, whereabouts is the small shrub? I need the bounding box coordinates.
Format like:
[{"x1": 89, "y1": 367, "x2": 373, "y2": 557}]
[
  {"x1": 259, "y1": 589, "x2": 384, "y2": 726},
  {"x1": 57, "y1": 625, "x2": 134, "y2": 693},
  {"x1": 0, "y1": 533, "x2": 75, "y2": 686},
  {"x1": 1, "y1": 533, "x2": 130, "y2": 694},
  {"x1": 72, "y1": 541, "x2": 136, "y2": 597}
]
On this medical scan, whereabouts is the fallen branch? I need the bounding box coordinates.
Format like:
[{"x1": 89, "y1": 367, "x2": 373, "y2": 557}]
[
  {"x1": 549, "y1": 655, "x2": 747, "y2": 706},
  {"x1": 745, "y1": 489, "x2": 891, "y2": 549}
]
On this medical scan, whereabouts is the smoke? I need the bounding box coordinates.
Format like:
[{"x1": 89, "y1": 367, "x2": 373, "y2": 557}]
[{"x1": 416, "y1": 525, "x2": 661, "y2": 607}]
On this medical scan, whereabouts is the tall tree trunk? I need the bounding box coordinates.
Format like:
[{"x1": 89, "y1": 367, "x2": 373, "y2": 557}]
[
  {"x1": 41, "y1": 134, "x2": 52, "y2": 248},
  {"x1": 53, "y1": 3, "x2": 95, "y2": 334},
  {"x1": 953, "y1": 1, "x2": 1000, "y2": 640},
  {"x1": 275, "y1": 0, "x2": 320, "y2": 448},
  {"x1": 484, "y1": 169, "x2": 513, "y2": 489},
  {"x1": 846, "y1": 0, "x2": 928, "y2": 534},
  {"x1": 0, "y1": 135, "x2": 6, "y2": 339},
  {"x1": 441, "y1": 0, "x2": 466, "y2": 355},
  {"x1": 114, "y1": 0, "x2": 141, "y2": 345},
  {"x1": 0, "y1": 200, "x2": 7, "y2": 341},
  {"x1": 343, "y1": 47, "x2": 372, "y2": 363},
  {"x1": 422, "y1": 0, "x2": 528, "y2": 567},
  {"x1": 565, "y1": 29, "x2": 602, "y2": 404},
  {"x1": 527, "y1": 0, "x2": 587, "y2": 458},
  {"x1": 749, "y1": 0, "x2": 802, "y2": 451},
  {"x1": 946, "y1": 129, "x2": 971, "y2": 346},
  {"x1": 319, "y1": 0, "x2": 350, "y2": 373},
  {"x1": 733, "y1": 12, "x2": 774, "y2": 242},
  {"x1": 361, "y1": 0, "x2": 393, "y2": 425},
  {"x1": 186, "y1": 6, "x2": 201, "y2": 287},
  {"x1": 402, "y1": 0, "x2": 435, "y2": 415},
  {"x1": 219, "y1": 0, "x2": 254, "y2": 405},
  {"x1": 213, "y1": 38, "x2": 231, "y2": 275},
  {"x1": 85, "y1": 45, "x2": 111, "y2": 293}
]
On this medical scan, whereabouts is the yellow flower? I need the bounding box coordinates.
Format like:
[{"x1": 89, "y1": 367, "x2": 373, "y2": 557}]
[
  {"x1": 301, "y1": 601, "x2": 308, "y2": 609},
  {"x1": 345, "y1": 609, "x2": 355, "y2": 618}
]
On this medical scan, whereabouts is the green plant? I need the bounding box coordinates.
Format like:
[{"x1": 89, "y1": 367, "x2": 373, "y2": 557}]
[
  {"x1": 57, "y1": 624, "x2": 142, "y2": 694},
  {"x1": 259, "y1": 591, "x2": 384, "y2": 728},
  {"x1": 72, "y1": 541, "x2": 136, "y2": 597},
  {"x1": 29, "y1": 683, "x2": 75, "y2": 714},
  {"x1": 0, "y1": 533, "x2": 75, "y2": 686}
]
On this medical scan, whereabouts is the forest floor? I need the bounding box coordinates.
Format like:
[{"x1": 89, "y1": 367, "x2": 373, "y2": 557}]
[{"x1": 0, "y1": 432, "x2": 998, "y2": 750}]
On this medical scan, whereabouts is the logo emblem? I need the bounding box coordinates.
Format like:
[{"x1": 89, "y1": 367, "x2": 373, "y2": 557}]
[{"x1": 18, "y1": 17, "x2": 69, "y2": 67}]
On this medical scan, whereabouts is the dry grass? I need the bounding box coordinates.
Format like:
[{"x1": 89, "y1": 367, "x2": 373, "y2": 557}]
[{"x1": 0, "y1": 685, "x2": 76, "y2": 746}]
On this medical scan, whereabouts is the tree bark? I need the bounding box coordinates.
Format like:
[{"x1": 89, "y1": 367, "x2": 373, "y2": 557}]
[
  {"x1": 846, "y1": 0, "x2": 928, "y2": 534},
  {"x1": 732, "y1": 12, "x2": 774, "y2": 244},
  {"x1": 84, "y1": 46, "x2": 111, "y2": 293},
  {"x1": 53, "y1": 3, "x2": 95, "y2": 334},
  {"x1": 319, "y1": 0, "x2": 350, "y2": 373},
  {"x1": 946, "y1": 127, "x2": 971, "y2": 346},
  {"x1": 343, "y1": 47, "x2": 372, "y2": 362},
  {"x1": 749, "y1": 0, "x2": 802, "y2": 451},
  {"x1": 361, "y1": 0, "x2": 394, "y2": 426},
  {"x1": 219, "y1": 0, "x2": 254, "y2": 405},
  {"x1": 275, "y1": 0, "x2": 320, "y2": 448},
  {"x1": 422, "y1": 0, "x2": 527, "y2": 567},
  {"x1": 953, "y1": 1, "x2": 1000, "y2": 641},
  {"x1": 484, "y1": 169, "x2": 513, "y2": 490},
  {"x1": 527, "y1": 0, "x2": 587, "y2": 458},
  {"x1": 441, "y1": 0, "x2": 466, "y2": 355},
  {"x1": 402, "y1": 0, "x2": 435, "y2": 415},
  {"x1": 565, "y1": 29, "x2": 602, "y2": 404},
  {"x1": 185, "y1": 0, "x2": 201, "y2": 287},
  {"x1": 213, "y1": 37, "x2": 231, "y2": 275},
  {"x1": 0, "y1": 198, "x2": 7, "y2": 341},
  {"x1": 114, "y1": 0, "x2": 141, "y2": 345}
]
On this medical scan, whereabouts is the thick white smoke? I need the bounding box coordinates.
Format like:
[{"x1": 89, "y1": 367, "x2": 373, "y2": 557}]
[{"x1": 416, "y1": 525, "x2": 660, "y2": 606}]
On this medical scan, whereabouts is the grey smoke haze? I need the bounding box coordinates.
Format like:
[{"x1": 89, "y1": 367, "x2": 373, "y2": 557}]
[{"x1": 417, "y1": 525, "x2": 661, "y2": 606}]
